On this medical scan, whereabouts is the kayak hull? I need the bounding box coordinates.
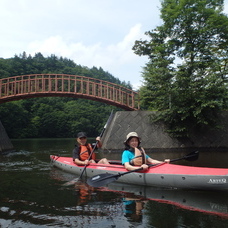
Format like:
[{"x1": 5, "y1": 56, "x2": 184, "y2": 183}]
[{"x1": 50, "y1": 155, "x2": 228, "y2": 191}]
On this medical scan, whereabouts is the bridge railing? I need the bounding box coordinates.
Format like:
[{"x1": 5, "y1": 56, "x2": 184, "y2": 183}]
[{"x1": 0, "y1": 74, "x2": 139, "y2": 110}]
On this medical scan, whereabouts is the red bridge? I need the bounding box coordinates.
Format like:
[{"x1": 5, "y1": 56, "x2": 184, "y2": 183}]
[{"x1": 0, "y1": 74, "x2": 139, "y2": 110}]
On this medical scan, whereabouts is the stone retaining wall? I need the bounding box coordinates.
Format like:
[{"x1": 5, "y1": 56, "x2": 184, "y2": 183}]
[
  {"x1": 101, "y1": 111, "x2": 228, "y2": 151},
  {"x1": 0, "y1": 121, "x2": 14, "y2": 153}
]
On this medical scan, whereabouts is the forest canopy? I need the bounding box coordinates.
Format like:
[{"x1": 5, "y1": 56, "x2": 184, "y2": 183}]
[{"x1": 0, "y1": 52, "x2": 127, "y2": 138}]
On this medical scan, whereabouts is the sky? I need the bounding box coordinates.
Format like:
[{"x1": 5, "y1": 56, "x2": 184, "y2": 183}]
[{"x1": 1, "y1": 0, "x2": 228, "y2": 90}]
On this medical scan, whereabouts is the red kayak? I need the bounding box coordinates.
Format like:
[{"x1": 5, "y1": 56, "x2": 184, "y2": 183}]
[{"x1": 50, "y1": 155, "x2": 228, "y2": 191}]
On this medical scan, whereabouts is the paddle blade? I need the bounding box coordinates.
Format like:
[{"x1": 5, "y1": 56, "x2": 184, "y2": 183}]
[{"x1": 87, "y1": 173, "x2": 119, "y2": 187}]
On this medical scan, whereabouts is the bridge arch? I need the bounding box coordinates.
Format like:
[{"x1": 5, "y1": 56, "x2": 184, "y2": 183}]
[{"x1": 0, "y1": 74, "x2": 139, "y2": 110}]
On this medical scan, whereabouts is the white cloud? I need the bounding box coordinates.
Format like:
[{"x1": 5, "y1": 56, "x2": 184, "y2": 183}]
[
  {"x1": 3, "y1": 0, "x2": 226, "y2": 90},
  {"x1": 0, "y1": 0, "x2": 161, "y2": 91},
  {"x1": 224, "y1": 1, "x2": 228, "y2": 14},
  {"x1": 27, "y1": 23, "x2": 147, "y2": 89}
]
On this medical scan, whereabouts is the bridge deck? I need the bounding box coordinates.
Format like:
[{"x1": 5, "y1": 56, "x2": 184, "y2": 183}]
[{"x1": 0, "y1": 74, "x2": 139, "y2": 110}]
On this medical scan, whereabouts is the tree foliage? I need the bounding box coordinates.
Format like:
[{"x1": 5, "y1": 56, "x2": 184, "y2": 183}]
[
  {"x1": 133, "y1": 0, "x2": 228, "y2": 137},
  {"x1": 0, "y1": 52, "x2": 132, "y2": 89},
  {"x1": 0, "y1": 53, "x2": 125, "y2": 138}
]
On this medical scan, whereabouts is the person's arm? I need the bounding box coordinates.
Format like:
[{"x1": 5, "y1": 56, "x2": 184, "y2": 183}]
[
  {"x1": 147, "y1": 157, "x2": 170, "y2": 164},
  {"x1": 124, "y1": 162, "x2": 149, "y2": 171},
  {"x1": 74, "y1": 158, "x2": 90, "y2": 166},
  {"x1": 91, "y1": 137, "x2": 102, "y2": 149},
  {"x1": 147, "y1": 157, "x2": 162, "y2": 164}
]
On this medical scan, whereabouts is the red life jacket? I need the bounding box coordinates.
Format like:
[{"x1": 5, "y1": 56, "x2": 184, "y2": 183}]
[
  {"x1": 130, "y1": 147, "x2": 146, "y2": 166},
  {"x1": 79, "y1": 144, "x2": 95, "y2": 161}
]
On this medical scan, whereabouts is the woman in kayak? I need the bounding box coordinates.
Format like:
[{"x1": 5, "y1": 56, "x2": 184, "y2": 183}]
[
  {"x1": 122, "y1": 132, "x2": 170, "y2": 171},
  {"x1": 73, "y1": 131, "x2": 109, "y2": 165}
]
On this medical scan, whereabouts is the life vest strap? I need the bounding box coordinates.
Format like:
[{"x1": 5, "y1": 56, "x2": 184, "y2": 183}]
[{"x1": 129, "y1": 147, "x2": 146, "y2": 166}]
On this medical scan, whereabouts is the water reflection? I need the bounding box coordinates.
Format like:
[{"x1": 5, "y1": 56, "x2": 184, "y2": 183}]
[
  {"x1": 123, "y1": 196, "x2": 147, "y2": 223},
  {"x1": 74, "y1": 182, "x2": 95, "y2": 206},
  {"x1": 104, "y1": 182, "x2": 228, "y2": 218}
]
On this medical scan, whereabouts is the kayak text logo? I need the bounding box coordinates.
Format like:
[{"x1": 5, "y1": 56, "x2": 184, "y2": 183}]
[
  {"x1": 92, "y1": 175, "x2": 100, "y2": 181},
  {"x1": 208, "y1": 178, "x2": 227, "y2": 184}
]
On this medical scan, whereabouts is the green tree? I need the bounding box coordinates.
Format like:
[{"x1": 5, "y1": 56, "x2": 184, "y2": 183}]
[
  {"x1": 0, "y1": 102, "x2": 30, "y2": 138},
  {"x1": 133, "y1": 0, "x2": 228, "y2": 137},
  {"x1": 0, "y1": 52, "x2": 128, "y2": 138},
  {"x1": 0, "y1": 58, "x2": 10, "y2": 78}
]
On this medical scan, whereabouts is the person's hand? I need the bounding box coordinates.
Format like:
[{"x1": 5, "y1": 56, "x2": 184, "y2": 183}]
[
  {"x1": 96, "y1": 136, "x2": 101, "y2": 141},
  {"x1": 164, "y1": 159, "x2": 170, "y2": 163},
  {"x1": 141, "y1": 164, "x2": 149, "y2": 170},
  {"x1": 84, "y1": 160, "x2": 89, "y2": 165},
  {"x1": 89, "y1": 159, "x2": 96, "y2": 163}
]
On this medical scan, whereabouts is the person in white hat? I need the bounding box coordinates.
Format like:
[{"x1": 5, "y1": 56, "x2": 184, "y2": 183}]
[{"x1": 122, "y1": 132, "x2": 170, "y2": 171}]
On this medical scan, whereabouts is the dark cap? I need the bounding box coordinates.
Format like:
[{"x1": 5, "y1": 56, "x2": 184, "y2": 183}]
[{"x1": 77, "y1": 132, "x2": 87, "y2": 138}]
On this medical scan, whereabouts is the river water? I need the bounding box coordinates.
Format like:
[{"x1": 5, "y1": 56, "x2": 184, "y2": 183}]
[{"x1": 0, "y1": 138, "x2": 228, "y2": 228}]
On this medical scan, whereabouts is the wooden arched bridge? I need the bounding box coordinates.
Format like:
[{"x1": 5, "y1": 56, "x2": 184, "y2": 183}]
[{"x1": 0, "y1": 74, "x2": 139, "y2": 110}]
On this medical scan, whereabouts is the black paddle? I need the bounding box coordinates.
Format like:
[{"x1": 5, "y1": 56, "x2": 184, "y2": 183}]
[
  {"x1": 87, "y1": 150, "x2": 199, "y2": 188},
  {"x1": 62, "y1": 110, "x2": 114, "y2": 186}
]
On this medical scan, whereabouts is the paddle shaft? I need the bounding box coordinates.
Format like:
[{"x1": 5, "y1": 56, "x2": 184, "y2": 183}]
[
  {"x1": 170, "y1": 151, "x2": 199, "y2": 162},
  {"x1": 87, "y1": 163, "x2": 163, "y2": 187},
  {"x1": 87, "y1": 150, "x2": 199, "y2": 187},
  {"x1": 116, "y1": 150, "x2": 199, "y2": 177},
  {"x1": 109, "y1": 163, "x2": 162, "y2": 179},
  {"x1": 78, "y1": 111, "x2": 114, "y2": 180}
]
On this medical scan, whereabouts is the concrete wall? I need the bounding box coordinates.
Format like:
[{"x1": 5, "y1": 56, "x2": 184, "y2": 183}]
[
  {"x1": 101, "y1": 111, "x2": 228, "y2": 151},
  {"x1": 0, "y1": 120, "x2": 14, "y2": 153}
]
